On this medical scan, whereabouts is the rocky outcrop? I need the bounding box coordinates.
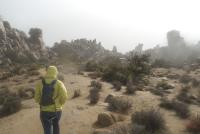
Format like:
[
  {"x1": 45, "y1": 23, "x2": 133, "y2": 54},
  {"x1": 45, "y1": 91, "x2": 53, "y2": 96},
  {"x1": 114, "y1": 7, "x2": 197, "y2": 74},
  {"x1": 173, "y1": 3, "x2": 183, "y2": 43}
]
[
  {"x1": 52, "y1": 39, "x2": 123, "y2": 62},
  {"x1": 167, "y1": 30, "x2": 186, "y2": 49},
  {"x1": 145, "y1": 30, "x2": 200, "y2": 67},
  {"x1": 0, "y1": 19, "x2": 50, "y2": 69}
]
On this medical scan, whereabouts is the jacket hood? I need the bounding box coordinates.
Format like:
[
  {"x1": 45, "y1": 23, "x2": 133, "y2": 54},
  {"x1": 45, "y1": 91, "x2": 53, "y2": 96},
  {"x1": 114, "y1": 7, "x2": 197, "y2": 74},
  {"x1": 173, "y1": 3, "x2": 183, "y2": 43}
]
[{"x1": 45, "y1": 66, "x2": 58, "y2": 79}]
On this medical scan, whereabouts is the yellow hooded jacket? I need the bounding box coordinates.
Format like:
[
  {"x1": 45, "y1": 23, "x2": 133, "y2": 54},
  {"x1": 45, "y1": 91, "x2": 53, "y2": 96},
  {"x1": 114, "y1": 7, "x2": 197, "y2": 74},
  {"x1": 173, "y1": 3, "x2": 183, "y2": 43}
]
[{"x1": 34, "y1": 66, "x2": 68, "y2": 112}]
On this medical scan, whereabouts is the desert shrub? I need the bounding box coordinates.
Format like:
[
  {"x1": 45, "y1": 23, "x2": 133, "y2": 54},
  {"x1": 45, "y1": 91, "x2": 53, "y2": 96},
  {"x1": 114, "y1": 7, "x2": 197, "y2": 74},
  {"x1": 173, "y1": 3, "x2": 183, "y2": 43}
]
[
  {"x1": 167, "y1": 73, "x2": 180, "y2": 79},
  {"x1": 159, "y1": 98, "x2": 190, "y2": 119},
  {"x1": 108, "y1": 96, "x2": 133, "y2": 113},
  {"x1": 142, "y1": 77, "x2": 150, "y2": 86},
  {"x1": 126, "y1": 53, "x2": 151, "y2": 78},
  {"x1": 28, "y1": 70, "x2": 40, "y2": 76},
  {"x1": 28, "y1": 79, "x2": 35, "y2": 83},
  {"x1": 73, "y1": 89, "x2": 81, "y2": 98},
  {"x1": 152, "y1": 59, "x2": 170, "y2": 68},
  {"x1": 130, "y1": 124, "x2": 150, "y2": 134},
  {"x1": 27, "y1": 64, "x2": 40, "y2": 71},
  {"x1": 18, "y1": 88, "x2": 27, "y2": 98},
  {"x1": 89, "y1": 87, "x2": 100, "y2": 104},
  {"x1": 77, "y1": 70, "x2": 84, "y2": 75},
  {"x1": 181, "y1": 85, "x2": 190, "y2": 92},
  {"x1": 159, "y1": 98, "x2": 176, "y2": 110},
  {"x1": 173, "y1": 102, "x2": 190, "y2": 119},
  {"x1": 111, "y1": 124, "x2": 131, "y2": 134},
  {"x1": 192, "y1": 78, "x2": 200, "y2": 87},
  {"x1": 179, "y1": 74, "x2": 192, "y2": 83},
  {"x1": 15, "y1": 64, "x2": 39, "y2": 75},
  {"x1": 126, "y1": 85, "x2": 138, "y2": 94},
  {"x1": 0, "y1": 88, "x2": 9, "y2": 105},
  {"x1": 90, "y1": 81, "x2": 102, "y2": 90},
  {"x1": 0, "y1": 90, "x2": 22, "y2": 117},
  {"x1": 58, "y1": 74, "x2": 65, "y2": 82},
  {"x1": 0, "y1": 72, "x2": 13, "y2": 80},
  {"x1": 0, "y1": 84, "x2": 9, "y2": 89},
  {"x1": 176, "y1": 89, "x2": 192, "y2": 104},
  {"x1": 150, "y1": 89, "x2": 165, "y2": 97},
  {"x1": 186, "y1": 114, "x2": 200, "y2": 134},
  {"x1": 18, "y1": 88, "x2": 35, "y2": 99},
  {"x1": 10, "y1": 65, "x2": 25, "y2": 75},
  {"x1": 105, "y1": 94, "x2": 116, "y2": 103},
  {"x1": 85, "y1": 61, "x2": 99, "y2": 72},
  {"x1": 88, "y1": 72, "x2": 102, "y2": 79},
  {"x1": 174, "y1": 102, "x2": 190, "y2": 119},
  {"x1": 131, "y1": 109, "x2": 166, "y2": 133},
  {"x1": 100, "y1": 56, "x2": 127, "y2": 83},
  {"x1": 156, "y1": 80, "x2": 174, "y2": 90},
  {"x1": 102, "y1": 68, "x2": 127, "y2": 85},
  {"x1": 112, "y1": 81, "x2": 122, "y2": 91},
  {"x1": 88, "y1": 54, "x2": 151, "y2": 88},
  {"x1": 125, "y1": 80, "x2": 138, "y2": 94}
]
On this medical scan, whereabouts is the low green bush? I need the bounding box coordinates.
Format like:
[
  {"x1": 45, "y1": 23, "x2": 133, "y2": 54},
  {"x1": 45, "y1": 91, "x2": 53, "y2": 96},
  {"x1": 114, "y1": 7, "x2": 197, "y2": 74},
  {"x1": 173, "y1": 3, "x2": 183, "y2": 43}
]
[
  {"x1": 108, "y1": 96, "x2": 133, "y2": 113},
  {"x1": 131, "y1": 109, "x2": 166, "y2": 133}
]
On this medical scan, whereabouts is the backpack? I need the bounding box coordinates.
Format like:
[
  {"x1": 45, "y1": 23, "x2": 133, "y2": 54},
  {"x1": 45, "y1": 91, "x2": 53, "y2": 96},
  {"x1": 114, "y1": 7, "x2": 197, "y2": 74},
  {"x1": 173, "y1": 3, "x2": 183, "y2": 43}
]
[{"x1": 40, "y1": 79, "x2": 57, "y2": 106}]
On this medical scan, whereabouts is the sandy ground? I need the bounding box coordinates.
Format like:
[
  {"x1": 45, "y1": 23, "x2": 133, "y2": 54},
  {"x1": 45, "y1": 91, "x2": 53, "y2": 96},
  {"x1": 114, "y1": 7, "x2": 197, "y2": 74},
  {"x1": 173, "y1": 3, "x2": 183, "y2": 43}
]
[{"x1": 0, "y1": 67, "x2": 199, "y2": 134}]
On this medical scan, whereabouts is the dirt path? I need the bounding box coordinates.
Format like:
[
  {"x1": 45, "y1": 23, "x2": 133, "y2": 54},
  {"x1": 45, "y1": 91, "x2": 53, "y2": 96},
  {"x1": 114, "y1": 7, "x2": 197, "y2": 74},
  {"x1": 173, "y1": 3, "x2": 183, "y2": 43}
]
[
  {"x1": 0, "y1": 69, "x2": 198, "y2": 134},
  {"x1": 0, "y1": 73, "x2": 109, "y2": 134}
]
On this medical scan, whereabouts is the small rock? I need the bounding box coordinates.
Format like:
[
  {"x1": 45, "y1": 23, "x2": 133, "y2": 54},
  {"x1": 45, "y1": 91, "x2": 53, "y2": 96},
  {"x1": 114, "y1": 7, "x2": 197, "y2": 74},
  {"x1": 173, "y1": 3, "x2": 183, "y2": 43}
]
[
  {"x1": 161, "y1": 77, "x2": 168, "y2": 81},
  {"x1": 70, "y1": 82, "x2": 75, "y2": 84},
  {"x1": 93, "y1": 129, "x2": 112, "y2": 134},
  {"x1": 76, "y1": 106, "x2": 85, "y2": 110},
  {"x1": 189, "y1": 95, "x2": 198, "y2": 100},
  {"x1": 97, "y1": 112, "x2": 115, "y2": 127},
  {"x1": 168, "y1": 83, "x2": 175, "y2": 89}
]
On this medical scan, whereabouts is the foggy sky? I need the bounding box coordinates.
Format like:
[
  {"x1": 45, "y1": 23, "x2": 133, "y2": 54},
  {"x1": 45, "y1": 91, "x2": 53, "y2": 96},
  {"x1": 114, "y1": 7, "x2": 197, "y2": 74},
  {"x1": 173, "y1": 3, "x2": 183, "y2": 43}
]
[{"x1": 0, "y1": 0, "x2": 200, "y2": 53}]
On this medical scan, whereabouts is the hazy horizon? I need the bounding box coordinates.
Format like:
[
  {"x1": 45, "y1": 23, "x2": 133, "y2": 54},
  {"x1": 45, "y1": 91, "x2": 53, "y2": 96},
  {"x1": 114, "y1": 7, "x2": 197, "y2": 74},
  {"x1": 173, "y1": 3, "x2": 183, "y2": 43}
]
[{"x1": 1, "y1": 0, "x2": 200, "y2": 53}]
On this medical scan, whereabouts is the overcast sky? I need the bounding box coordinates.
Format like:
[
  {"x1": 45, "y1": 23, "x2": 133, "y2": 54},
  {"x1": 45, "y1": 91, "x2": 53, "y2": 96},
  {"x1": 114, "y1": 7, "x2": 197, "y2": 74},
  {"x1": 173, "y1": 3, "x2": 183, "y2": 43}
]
[{"x1": 0, "y1": 0, "x2": 200, "y2": 53}]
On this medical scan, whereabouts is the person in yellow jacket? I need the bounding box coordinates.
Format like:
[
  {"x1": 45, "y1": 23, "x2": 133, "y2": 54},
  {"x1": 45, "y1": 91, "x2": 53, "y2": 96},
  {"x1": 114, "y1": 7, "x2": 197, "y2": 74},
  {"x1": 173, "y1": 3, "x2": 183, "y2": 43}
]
[{"x1": 34, "y1": 66, "x2": 68, "y2": 134}]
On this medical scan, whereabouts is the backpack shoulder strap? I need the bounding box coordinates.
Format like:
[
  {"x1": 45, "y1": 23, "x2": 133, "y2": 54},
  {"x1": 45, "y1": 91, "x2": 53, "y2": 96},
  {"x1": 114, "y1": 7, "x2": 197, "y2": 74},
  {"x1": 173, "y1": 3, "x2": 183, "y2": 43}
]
[
  {"x1": 50, "y1": 80, "x2": 57, "y2": 87},
  {"x1": 50, "y1": 79, "x2": 57, "y2": 112},
  {"x1": 41, "y1": 78, "x2": 57, "y2": 86}
]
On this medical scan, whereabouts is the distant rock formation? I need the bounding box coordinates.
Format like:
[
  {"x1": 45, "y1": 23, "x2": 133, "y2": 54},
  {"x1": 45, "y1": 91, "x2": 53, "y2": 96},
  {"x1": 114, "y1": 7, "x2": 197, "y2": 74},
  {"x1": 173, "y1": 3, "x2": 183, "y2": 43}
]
[
  {"x1": 134, "y1": 43, "x2": 143, "y2": 54},
  {"x1": 0, "y1": 19, "x2": 50, "y2": 68},
  {"x1": 52, "y1": 38, "x2": 121, "y2": 62},
  {"x1": 167, "y1": 30, "x2": 186, "y2": 49},
  {"x1": 112, "y1": 46, "x2": 117, "y2": 53},
  {"x1": 145, "y1": 30, "x2": 200, "y2": 67}
]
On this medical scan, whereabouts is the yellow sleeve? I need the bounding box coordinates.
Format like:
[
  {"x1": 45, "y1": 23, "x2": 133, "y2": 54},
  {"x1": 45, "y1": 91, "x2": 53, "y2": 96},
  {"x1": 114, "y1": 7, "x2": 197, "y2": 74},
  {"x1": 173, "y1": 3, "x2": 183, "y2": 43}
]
[
  {"x1": 34, "y1": 82, "x2": 42, "y2": 104},
  {"x1": 58, "y1": 81, "x2": 68, "y2": 105}
]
